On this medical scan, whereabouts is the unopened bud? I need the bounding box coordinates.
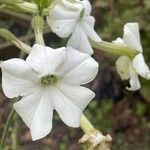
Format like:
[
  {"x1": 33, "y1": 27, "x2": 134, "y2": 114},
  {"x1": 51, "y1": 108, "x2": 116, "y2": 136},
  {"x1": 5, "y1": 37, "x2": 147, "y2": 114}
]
[
  {"x1": 0, "y1": 0, "x2": 24, "y2": 4},
  {"x1": 79, "y1": 129, "x2": 112, "y2": 150},
  {"x1": 0, "y1": 28, "x2": 31, "y2": 53},
  {"x1": 15, "y1": 2, "x2": 38, "y2": 14},
  {"x1": 0, "y1": 0, "x2": 38, "y2": 14}
]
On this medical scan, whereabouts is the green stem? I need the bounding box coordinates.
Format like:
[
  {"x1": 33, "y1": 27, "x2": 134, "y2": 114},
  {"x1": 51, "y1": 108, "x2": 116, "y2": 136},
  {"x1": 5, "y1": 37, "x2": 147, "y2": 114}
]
[
  {"x1": 31, "y1": 16, "x2": 45, "y2": 45},
  {"x1": 90, "y1": 40, "x2": 138, "y2": 59},
  {"x1": 12, "y1": 114, "x2": 19, "y2": 150},
  {"x1": 0, "y1": 28, "x2": 31, "y2": 53},
  {"x1": 0, "y1": 109, "x2": 16, "y2": 149},
  {"x1": 80, "y1": 114, "x2": 95, "y2": 134}
]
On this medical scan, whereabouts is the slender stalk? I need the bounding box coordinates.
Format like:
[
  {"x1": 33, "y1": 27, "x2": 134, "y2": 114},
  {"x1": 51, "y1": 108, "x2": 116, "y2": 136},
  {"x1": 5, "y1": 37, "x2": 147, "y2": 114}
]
[
  {"x1": 90, "y1": 40, "x2": 138, "y2": 59},
  {"x1": 80, "y1": 114, "x2": 95, "y2": 133},
  {"x1": 0, "y1": 109, "x2": 16, "y2": 149},
  {"x1": 12, "y1": 114, "x2": 19, "y2": 150},
  {"x1": 31, "y1": 16, "x2": 45, "y2": 45}
]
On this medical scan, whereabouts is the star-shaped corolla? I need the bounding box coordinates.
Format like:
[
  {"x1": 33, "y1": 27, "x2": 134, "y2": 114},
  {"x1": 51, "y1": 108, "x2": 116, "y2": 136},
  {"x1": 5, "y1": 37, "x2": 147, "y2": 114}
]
[
  {"x1": 113, "y1": 23, "x2": 150, "y2": 91},
  {"x1": 0, "y1": 44, "x2": 98, "y2": 140},
  {"x1": 47, "y1": 0, "x2": 101, "y2": 55}
]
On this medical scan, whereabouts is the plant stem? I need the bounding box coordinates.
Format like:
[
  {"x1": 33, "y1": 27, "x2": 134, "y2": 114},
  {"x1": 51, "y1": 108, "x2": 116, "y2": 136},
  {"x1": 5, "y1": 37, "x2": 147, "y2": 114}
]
[
  {"x1": 0, "y1": 109, "x2": 16, "y2": 149},
  {"x1": 12, "y1": 114, "x2": 19, "y2": 150},
  {"x1": 80, "y1": 114, "x2": 95, "y2": 133},
  {"x1": 31, "y1": 16, "x2": 45, "y2": 45},
  {"x1": 90, "y1": 40, "x2": 138, "y2": 59}
]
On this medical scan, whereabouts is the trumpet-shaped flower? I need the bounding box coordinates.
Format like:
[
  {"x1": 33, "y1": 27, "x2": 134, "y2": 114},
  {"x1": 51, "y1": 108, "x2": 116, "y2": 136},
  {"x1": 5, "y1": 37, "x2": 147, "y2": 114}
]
[
  {"x1": 47, "y1": 0, "x2": 101, "y2": 55},
  {"x1": 0, "y1": 44, "x2": 98, "y2": 140},
  {"x1": 113, "y1": 23, "x2": 150, "y2": 91}
]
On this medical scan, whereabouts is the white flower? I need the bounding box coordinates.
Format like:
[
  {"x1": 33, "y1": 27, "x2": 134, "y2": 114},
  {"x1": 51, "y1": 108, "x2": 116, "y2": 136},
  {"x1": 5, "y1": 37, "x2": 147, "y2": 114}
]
[
  {"x1": 79, "y1": 130, "x2": 112, "y2": 150},
  {"x1": 0, "y1": 44, "x2": 98, "y2": 140},
  {"x1": 113, "y1": 23, "x2": 150, "y2": 91},
  {"x1": 47, "y1": 0, "x2": 101, "y2": 55}
]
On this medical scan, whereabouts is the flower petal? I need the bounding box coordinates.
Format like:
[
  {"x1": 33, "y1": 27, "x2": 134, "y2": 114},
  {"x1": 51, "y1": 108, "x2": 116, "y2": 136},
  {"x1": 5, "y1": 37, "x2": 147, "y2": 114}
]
[
  {"x1": 57, "y1": 47, "x2": 89, "y2": 75},
  {"x1": 112, "y1": 37, "x2": 126, "y2": 46},
  {"x1": 57, "y1": 82, "x2": 95, "y2": 110},
  {"x1": 53, "y1": 88, "x2": 82, "y2": 127},
  {"x1": 123, "y1": 23, "x2": 143, "y2": 52},
  {"x1": 61, "y1": 0, "x2": 83, "y2": 11},
  {"x1": 47, "y1": 0, "x2": 82, "y2": 38},
  {"x1": 116, "y1": 56, "x2": 132, "y2": 80},
  {"x1": 82, "y1": 0, "x2": 92, "y2": 15},
  {"x1": 132, "y1": 53, "x2": 150, "y2": 79},
  {"x1": 26, "y1": 44, "x2": 65, "y2": 75},
  {"x1": 13, "y1": 88, "x2": 54, "y2": 141},
  {"x1": 82, "y1": 16, "x2": 101, "y2": 42},
  {"x1": 60, "y1": 47, "x2": 98, "y2": 85},
  {"x1": 47, "y1": 18, "x2": 76, "y2": 38},
  {"x1": 83, "y1": 16, "x2": 95, "y2": 28},
  {"x1": 0, "y1": 59, "x2": 38, "y2": 98},
  {"x1": 126, "y1": 74, "x2": 141, "y2": 91},
  {"x1": 67, "y1": 25, "x2": 94, "y2": 55},
  {"x1": 126, "y1": 61, "x2": 141, "y2": 91}
]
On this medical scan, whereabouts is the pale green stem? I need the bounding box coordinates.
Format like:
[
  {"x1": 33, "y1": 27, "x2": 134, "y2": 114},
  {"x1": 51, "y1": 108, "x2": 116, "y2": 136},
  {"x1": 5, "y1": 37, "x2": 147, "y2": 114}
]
[
  {"x1": 90, "y1": 40, "x2": 138, "y2": 59},
  {"x1": 80, "y1": 114, "x2": 95, "y2": 133},
  {"x1": 0, "y1": 28, "x2": 31, "y2": 53},
  {"x1": 31, "y1": 16, "x2": 45, "y2": 45},
  {"x1": 0, "y1": 109, "x2": 16, "y2": 149}
]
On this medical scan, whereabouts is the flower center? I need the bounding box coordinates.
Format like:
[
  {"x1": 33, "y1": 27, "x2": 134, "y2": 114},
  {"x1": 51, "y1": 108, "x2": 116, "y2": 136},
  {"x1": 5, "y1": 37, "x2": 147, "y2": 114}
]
[{"x1": 40, "y1": 75, "x2": 57, "y2": 86}]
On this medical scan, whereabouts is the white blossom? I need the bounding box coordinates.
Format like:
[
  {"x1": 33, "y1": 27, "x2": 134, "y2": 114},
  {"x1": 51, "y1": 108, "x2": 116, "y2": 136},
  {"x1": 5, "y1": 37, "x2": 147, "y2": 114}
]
[
  {"x1": 0, "y1": 44, "x2": 98, "y2": 140},
  {"x1": 79, "y1": 129, "x2": 112, "y2": 150},
  {"x1": 47, "y1": 0, "x2": 101, "y2": 55},
  {"x1": 113, "y1": 23, "x2": 150, "y2": 91}
]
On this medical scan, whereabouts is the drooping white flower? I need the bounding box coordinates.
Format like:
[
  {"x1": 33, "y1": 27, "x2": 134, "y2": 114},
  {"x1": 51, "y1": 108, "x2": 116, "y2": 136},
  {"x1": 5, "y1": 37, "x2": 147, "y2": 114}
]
[
  {"x1": 113, "y1": 23, "x2": 150, "y2": 91},
  {"x1": 0, "y1": 44, "x2": 98, "y2": 140},
  {"x1": 79, "y1": 130, "x2": 112, "y2": 150},
  {"x1": 47, "y1": 0, "x2": 101, "y2": 55}
]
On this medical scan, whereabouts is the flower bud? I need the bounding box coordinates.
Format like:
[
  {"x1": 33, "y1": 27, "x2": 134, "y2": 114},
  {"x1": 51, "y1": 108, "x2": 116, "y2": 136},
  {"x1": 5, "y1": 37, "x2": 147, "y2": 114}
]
[
  {"x1": 0, "y1": 28, "x2": 31, "y2": 53},
  {"x1": 0, "y1": 0, "x2": 38, "y2": 14},
  {"x1": 15, "y1": 2, "x2": 38, "y2": 14},
  {"x1": 79, "y1": 129, "x2": 112, "y2": 150}
]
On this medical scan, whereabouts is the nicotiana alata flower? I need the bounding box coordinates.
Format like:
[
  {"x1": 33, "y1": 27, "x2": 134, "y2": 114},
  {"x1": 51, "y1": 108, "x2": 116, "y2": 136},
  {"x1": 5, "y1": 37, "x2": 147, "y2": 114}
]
[
  {"x1": 113, "y1": 23, "x2": 150, "y2": 91},
  {"x1": 47, "y1": 0, "x2": 101, "y2": 55},
  {"x1": 0, "y1": 44, "x2": 98, "y2": 140},
  {"x1": 79, "y1": 130, "x2": 112, "y2": 150}
]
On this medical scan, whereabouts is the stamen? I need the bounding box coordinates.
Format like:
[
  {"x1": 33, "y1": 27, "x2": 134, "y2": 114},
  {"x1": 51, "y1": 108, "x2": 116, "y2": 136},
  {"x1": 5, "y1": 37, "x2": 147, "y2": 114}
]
[{"x1": 40, "y1": 74, "x2": 57, "y2": 86}]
